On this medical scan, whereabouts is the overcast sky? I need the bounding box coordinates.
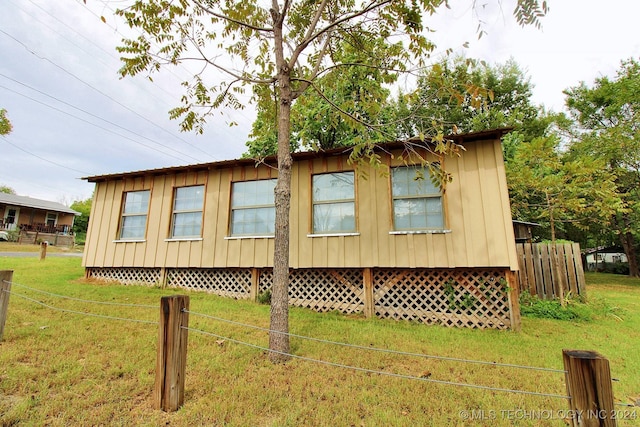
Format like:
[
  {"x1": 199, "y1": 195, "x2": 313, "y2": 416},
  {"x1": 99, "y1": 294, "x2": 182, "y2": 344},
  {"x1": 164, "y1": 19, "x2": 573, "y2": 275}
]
[{"x1": 1, "y1": 0, "x2": 639, "y2": 204}]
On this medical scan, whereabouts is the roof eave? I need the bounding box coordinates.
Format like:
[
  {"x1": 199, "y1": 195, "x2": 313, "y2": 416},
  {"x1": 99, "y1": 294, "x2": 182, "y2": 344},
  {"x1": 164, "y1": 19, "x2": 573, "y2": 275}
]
[{"x1": 82, "y1": 128, "x2": 513, "y2": 183}]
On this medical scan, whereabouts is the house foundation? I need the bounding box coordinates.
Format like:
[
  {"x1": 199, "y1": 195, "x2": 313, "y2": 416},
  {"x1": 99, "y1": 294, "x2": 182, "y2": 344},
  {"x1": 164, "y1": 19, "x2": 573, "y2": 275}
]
[{"x1": 85, "y1": 266, "x2": 518, "y2": 330}]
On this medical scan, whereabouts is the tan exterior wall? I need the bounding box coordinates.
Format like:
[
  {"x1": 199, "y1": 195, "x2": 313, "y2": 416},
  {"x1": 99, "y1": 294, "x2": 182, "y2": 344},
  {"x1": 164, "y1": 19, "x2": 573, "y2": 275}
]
[{"x1": 83, "y1": 138, "x2": 517, "y2": 270}]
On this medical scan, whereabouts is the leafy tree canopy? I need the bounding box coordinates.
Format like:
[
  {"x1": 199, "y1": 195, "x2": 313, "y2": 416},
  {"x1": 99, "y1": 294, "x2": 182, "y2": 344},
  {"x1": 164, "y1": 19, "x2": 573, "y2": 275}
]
[
  {"x1": 0, "y1": 185, "x2": 16, "y2": 195},
  {"x1": 507, "y1": 134, "x2": 621, "y2": 242},
  {"x1": 245, "y1": 37, "x2": 398, "y2": 158},
  {"x1": 563, "y1": 58, "x2": 640, "y2": 276},
  {"x1": 395, "y1": 56, "x2": 547, "y2": 139},
  {"x1": 0, "y1": 109, "x2": 12, "y2": 136}
]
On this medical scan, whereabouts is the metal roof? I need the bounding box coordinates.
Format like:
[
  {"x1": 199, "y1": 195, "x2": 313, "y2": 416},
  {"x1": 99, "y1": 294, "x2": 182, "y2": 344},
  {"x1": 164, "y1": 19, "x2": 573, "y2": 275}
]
[
  {"x1": 0, "y1": 193, "x2": 81, "y2": 215},
  {"x1": 83, "y1": 128, "x2": 512, "y2": 183}
]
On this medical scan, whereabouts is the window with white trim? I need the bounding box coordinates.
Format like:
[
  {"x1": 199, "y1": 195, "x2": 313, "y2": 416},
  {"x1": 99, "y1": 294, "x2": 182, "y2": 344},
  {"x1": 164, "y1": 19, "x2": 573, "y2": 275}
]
[
  {"x1": 46, "y1": 212, "x2": 58, "y2": 227},
  {"x1": 119, "y1": 190, "x2": 150, "y2": 239},
  {"x1": 312, "y1": 172, "x2": 356, "y2": 233},
  {"x1": 230, "y1": 179, "x2": 276, "y2": 236},
  {"x1": 171, "y1": 185, "x2": 204, "y2": 238},
  {"x1": 391, "y1": 166, "x2": 444, "y2": 230}
]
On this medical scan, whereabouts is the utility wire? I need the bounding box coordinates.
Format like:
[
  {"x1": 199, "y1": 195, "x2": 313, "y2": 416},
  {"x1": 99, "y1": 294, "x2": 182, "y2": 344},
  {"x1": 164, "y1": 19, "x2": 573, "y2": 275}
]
[
  {"x1": 0, "y1": 84, "x2": 196, "y2": 165},
  {"x1": 19, "y1": 0, "x2": 210, "y2": 127},
  {"x1": 184, "y1": 309, "x2": 567, "y2": 374},
  {"x1": 184, "y1": 325, "x2": 570, "y2": 400},
  {"x1": 0, "y1": 27, "x2": 215, "y2": 161},
  {"x1": 6, "y1": 280, "x2": 158, "y2": 309},
  {"x1": 87, "y1": 0, "x2": 257, "y2": 127},
  {"x1": 6, "y1": 289, "x2": 157, "y2": 325},
  {"x1": 0, "y1": 73, "x2": 201, "y2": 164},
  {"x1": 0, "y1": 135, "x2": 91, "y2": 176}
]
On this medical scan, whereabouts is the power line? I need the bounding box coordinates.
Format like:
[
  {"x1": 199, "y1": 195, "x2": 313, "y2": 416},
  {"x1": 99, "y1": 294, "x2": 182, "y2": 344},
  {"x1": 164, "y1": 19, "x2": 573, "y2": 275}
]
[
  {"x1": 0, "y1": 83, "x2": 196, "y2": 165},
  {"x1": 0, "y1": 135, "x2": 91, "y2": 176},
  {"x1": 19, "y1": 0, "x2": 196, "y2": 114},
  {"x1": 85, "y1": 0, "x2": 257, "y2": 132},
  {"x1": 0, "y1": 27, "x2": 216, "y2": 161},
  {"x1": 0, "y1": 73, "x2": 202, "y2": 163}
]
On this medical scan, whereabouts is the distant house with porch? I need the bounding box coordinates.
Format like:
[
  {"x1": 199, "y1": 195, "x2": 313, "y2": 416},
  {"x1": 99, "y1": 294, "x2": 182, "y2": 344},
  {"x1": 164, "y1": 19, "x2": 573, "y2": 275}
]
[
  {"x1": 584, "y1": 246, "x2": 628, "y2": 272},
  {"x1": 0, "y1": 193, "x2": 80, "y2": 246},
  {"x1": 82, "y1": 129, "x2": 521, "y2": 330}
]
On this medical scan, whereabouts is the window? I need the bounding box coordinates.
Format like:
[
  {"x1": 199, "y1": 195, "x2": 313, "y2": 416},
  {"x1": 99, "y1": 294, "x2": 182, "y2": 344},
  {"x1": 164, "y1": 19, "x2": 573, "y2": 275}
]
[
  {"x1": 312, "y1": 172, "x2": 356, "y2": 233},
  {"x1": 119, "y1": 190, "x2": 150, "y2": 239},
  {"x1": 171, "y1": 185, "x2": 204, "y2": 238},
  {"x1": 391, "y1": 166, "x2": 444, "y2": 230},
  {"x1": 46, "y1": 212, "x2": 57, "y2": 227},
  {"x1": 230, "y1": 179, "x2": 276, "y2": 236},
  {"x1": 5, "y1": 208, "x2": 17, "y2": 224}
]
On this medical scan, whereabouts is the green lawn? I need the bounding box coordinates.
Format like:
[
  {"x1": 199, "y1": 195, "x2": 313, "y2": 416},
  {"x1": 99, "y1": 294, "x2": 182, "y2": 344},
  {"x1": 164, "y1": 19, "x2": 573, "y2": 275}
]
[{"x1": 0, "y1": 257, "x2": 638, "y2": 426}]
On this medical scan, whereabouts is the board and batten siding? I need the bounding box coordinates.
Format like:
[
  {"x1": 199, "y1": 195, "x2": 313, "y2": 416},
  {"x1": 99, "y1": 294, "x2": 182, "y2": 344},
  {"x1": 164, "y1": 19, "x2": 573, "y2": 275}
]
[{"x1": 83, "y1": 137, "x2": 517, "y2": 271}]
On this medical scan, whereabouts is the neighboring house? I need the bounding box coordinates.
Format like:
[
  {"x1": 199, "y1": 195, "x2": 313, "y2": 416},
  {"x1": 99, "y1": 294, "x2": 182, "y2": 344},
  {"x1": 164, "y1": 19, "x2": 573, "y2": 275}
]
[
  {"x1": 82, "y1": 129, "x2": 521, "y2": 329},
  {"x1": 584, "y1": 246, "x2": 628, "y2": 272},
  {"x1": 0, "y1": 193, "x2": 80, "y2": 246}
]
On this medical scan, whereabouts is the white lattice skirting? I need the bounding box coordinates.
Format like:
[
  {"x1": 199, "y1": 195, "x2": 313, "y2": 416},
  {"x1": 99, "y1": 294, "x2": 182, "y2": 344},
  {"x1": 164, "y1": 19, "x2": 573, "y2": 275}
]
[{"x1": 85, "y1": 267, "x2": 514, "y2": 329}]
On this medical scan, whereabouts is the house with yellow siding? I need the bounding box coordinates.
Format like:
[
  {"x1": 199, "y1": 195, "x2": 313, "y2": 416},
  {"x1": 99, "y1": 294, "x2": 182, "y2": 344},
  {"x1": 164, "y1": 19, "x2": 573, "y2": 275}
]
[{"x1": 82, "y1": 129, "x2": 520, "y2": 329}]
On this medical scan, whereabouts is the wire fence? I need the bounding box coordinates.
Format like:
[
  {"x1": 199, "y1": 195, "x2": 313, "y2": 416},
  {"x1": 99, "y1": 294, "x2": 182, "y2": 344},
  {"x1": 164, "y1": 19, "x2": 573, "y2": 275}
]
[{"x1": 2, "y1": 277, "x2": 637, "y2": 410}]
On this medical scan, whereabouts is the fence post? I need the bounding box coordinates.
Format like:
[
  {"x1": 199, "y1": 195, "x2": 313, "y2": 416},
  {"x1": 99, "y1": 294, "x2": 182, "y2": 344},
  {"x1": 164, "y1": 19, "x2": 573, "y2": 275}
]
[
  {"x1": 506, "y1": 270, "x2": 521, "y2": 332},
  {"x1": 40, "y1": 241, "x2": 47, "y2": 260},
  {"x1": 363, "y1": 268, "x2": 374, "y2": 318},
  {"x1": 0, "y1": 270, "x2": 14, "y2": 342},
  {"x1": 563, "y1": 349, "x2": 616, "y2": 427},
  {"x1": 250, "y1": 268, "x2": 260, "y2": 302},
  {"x1": 154, "y1": 295, "x2": 190, "y2": 412}
]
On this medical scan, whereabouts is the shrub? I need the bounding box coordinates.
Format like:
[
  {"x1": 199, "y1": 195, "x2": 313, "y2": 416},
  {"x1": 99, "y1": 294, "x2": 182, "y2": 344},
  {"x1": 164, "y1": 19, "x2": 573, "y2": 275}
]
[
  {"x1": 519, "y1": 291, "x2": 592, "y2": 321},
  {"x1": 257, "y1": 290, "x2": 271, "y2": 305}
]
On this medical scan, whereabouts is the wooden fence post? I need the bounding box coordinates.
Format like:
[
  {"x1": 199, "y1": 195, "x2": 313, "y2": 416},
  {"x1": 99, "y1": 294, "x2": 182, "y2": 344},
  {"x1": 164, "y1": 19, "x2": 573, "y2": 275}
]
[
  {"x1": 40, "y1": 242, "x2": 47, "y2": 260},
  {"x1": 0, "y1": 270, "x2": 14, "y2": 342},
  {"x1": 154, "y1": 295, "x2": 190, "y2": 412},
  {"x1": 250, "y1": 268, "x2": 260, "y2": 302},
  {"x1": 506, "y1": 270, "x2": 521, "y2": 332},
  {"x1": 563, "y1": 349, "x2": 616, "y2": 427},
  {"x1": 363, "y1": 268, "x2": 374, "y2": 318}
]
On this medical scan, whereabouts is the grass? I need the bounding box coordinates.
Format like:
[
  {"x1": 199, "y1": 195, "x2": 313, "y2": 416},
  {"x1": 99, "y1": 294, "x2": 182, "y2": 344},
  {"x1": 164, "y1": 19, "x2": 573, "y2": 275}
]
[{"x1": 0, "y1": 257, "x2": 639, "y2": 426}]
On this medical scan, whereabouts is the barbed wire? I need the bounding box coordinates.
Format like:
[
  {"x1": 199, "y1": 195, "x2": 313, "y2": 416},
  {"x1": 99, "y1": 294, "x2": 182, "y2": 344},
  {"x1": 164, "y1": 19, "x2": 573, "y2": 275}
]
[
  {"x1": 183, "y1": 325, "x2": 571, "y2": 400},
  {"x1": 2, "y1": 286, "x2": 634, "y2": 407},
  {"x1": 184, "y1": 308, "x2": 566, "y2": 374},
  {"x1": 5, "y1": 289, "x2": 157, "y2": 325},
  {"x1": 3, "y1": 279, "x2": 157, "y2": 309}
]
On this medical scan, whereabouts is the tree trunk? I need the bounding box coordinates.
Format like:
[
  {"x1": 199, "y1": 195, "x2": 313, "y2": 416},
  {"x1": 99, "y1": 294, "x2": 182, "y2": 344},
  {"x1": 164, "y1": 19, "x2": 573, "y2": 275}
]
[
  {"x1": 269, "y1": 5, "x2": 292, "y2": 363},
  {"x1": 546, "y1": 191, "x2": 556, "y2": 244},
  {"x1": 620, "y1": 230, "x2": 639, "y2": 278}
]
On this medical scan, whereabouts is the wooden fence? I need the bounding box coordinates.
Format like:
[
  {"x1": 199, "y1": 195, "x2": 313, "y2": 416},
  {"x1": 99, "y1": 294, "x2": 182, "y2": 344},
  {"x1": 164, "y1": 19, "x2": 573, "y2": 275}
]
[{"x1": 515, "y1": 243, "x2": 586, "y2": 300}]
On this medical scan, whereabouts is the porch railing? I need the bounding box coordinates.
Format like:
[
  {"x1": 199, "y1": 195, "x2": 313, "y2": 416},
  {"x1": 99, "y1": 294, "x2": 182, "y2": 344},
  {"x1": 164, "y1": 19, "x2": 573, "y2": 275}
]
[{"x1": 0, "y1": 222, "x2": 73, "y2": 235}]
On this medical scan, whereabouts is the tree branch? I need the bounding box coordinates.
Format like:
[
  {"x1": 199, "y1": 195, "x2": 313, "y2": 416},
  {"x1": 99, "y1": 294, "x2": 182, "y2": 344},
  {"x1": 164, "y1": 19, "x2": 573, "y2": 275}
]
[
  {"x1": 288, "y1": 0, "x2": 394, "y2": 70},
  {"x1": 192, "y1": 0, "x2": 273, "y2": 33},
  {"x1": 293, "y1": 77, "x2": 396, "y2": 140}
]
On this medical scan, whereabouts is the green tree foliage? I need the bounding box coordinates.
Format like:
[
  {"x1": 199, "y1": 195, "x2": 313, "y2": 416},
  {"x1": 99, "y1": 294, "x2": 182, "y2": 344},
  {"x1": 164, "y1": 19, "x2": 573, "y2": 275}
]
[
  {"x1": 563, "y1": 58, "x2": 640, "y2": 277},
  {"x1": 70, "y1": 197, "x2": 92, "y2": 242},
  {"x1": 245, "y1": 38, "x2": 398, "y2": 158},
  {"x1": 114, "y1": 0, "x2": 548, "y2": 360},
  {"x1": 0, "y1": 185, "x2": 16, "y2": 194},
  {"x1": 396, "y1": 57, "x2": 543, "y2": 138},
  {"x1": 507, "y1": 135, "x2": 621, "y2": 243},
  {"x1": 0, "y1": 109, "x2": 12, "y2": 135}
]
